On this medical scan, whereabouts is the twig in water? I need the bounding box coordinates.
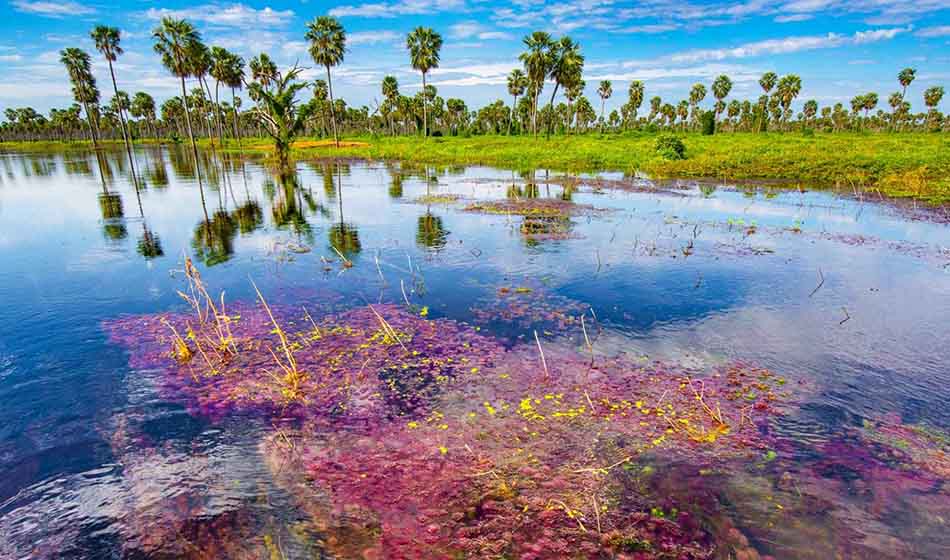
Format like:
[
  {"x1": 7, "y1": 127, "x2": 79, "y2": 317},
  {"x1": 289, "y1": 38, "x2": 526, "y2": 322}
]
[
  {"x1": 809, "y1": 268, "x2": 825, "y2": 298},
  {"x1": 580, "y1": 312, "x2": 594, "y2": 368},
  {"x1": 534, "y1": 330, "x2": 550, "y2": 381},
  {"x1": 400, "y1": 279, "x2": 412, "y2": 308},
  {"x1": 375, "y1": 250, "x2": 386, "y2": 285},
  {"x1": 839, "y1": 307, "x2": 851, "y2": 325}
]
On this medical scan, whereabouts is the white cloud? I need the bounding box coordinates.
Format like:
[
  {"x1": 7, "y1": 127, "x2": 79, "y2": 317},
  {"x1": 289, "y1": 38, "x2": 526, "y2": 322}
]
[
  {"x1": 671, "y1": 33, "x2": 845, "y2": 63},
  {"x1": 853, "y1": 26, "x2": 911, "y2": 44},
  {"x1": 349, "y1": 30, "x2": 403, "y2": 46},
  {"x1": 774, "y1": 14, "x2": 813, "y2": 23},
  {"x1": 11, "y1": 0, "x2": 94, "y2": 17},
  {"x1": 671, "y1": 27, "x2": 909, "y2": 63},
  {"x1": 915, "y1": 26, "x2": 950, "y2": 38},
  {"x1": 330, "y1": 0, "x2": 466, "y2": 18},
  {"x1": 144, "y1": 4, "x2": 295, "y2": 28},
  {"x1": 619, "y1": 24, "x2": 680, "y2": 34},
  {"x1": 0, "y1": 54, "x2": 23, "y2": 62},
  {"x1": 449, "y1": 21, "x2": 514, "y2": 40}
]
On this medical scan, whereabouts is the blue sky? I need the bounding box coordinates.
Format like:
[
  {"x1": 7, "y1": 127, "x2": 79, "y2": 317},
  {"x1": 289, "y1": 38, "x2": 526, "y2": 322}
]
[{"x1": 1, "y1": 1, "x2": 948, "y2": 116}]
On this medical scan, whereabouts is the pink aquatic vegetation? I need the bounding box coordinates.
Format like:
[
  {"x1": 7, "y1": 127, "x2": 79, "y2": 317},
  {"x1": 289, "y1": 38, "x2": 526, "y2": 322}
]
[
  {"x1": 262, "y1": 347, "x2": 793, "y2": 559},
  {"x1": 105, "y1": 302, "x2": 505, "y2": 426},
  {"x1": 470, "y1": 284, "x2": 591, "y2": 336}
]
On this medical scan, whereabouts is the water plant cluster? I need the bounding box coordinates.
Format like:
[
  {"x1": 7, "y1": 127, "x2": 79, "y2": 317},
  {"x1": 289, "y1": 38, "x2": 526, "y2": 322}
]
[{"x1": 90, "y1": 263, "x2": 912, "y2": 557}]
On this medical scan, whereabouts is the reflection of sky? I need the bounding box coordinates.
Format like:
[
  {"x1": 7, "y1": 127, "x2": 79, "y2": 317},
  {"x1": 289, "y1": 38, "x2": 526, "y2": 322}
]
[{"x1": 1, "y1": 147, "x2": 950, "y2": 555}]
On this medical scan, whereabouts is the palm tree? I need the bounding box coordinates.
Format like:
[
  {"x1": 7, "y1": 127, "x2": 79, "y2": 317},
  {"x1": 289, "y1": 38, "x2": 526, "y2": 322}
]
[
  {"x1": 712, "y1": 74, "x2": 732, "y2": 125},
  {"x1": 305, "y1": 16, "x2": 346, "y2": 147},
  {"x1": 862, "y1": 92, "x2": 878, "y2": 119},
  {"x1": 406, "y1": 26, "x2": 443, "y2": 138},
  {"x1": 130, "y1": 92, "x2": 156, "y2": 139},
  {"x1": 625, "y1": 80, "x2": 644, "y2": 129},
  {"x1": 924, "y1": 86, "x2": 944, "y2": 110},
  {"x1": 249, "y1": 65, "x2": 314, "y2": 168},
  {"x1": 546, "y1": 36, "x2": 583, "y2": 135},
  {"x1": 249, "y1": 53, "x2": 278, "y2": 90},
  {"x1": 91, "y1": 26, "x2": 134, "y2": 165},
  {"x1": 597, "y1": 80, "x2": 611, "y2": 132},
  {"x1": 759, "y1": 72, "x2": 777, "y2": 95},
  {"x1": 688, "y1": 83, "x2": 706, "y2": 128},
  {"x1": 898, "y1": 67, "x2": 916, "y2": 99},
  {"x1": 209, "y1": 46, "x2": 240, "y2": 145},
  {"x1": 775, "y1": 74, "x2": 802, "y2": 129},
  {"x1": 152, "y1": 17, "x2": 208, "y2": 222},
  {"x1": 923, "y1": 86, "x2": 944, "y2": 130},
  {"x1": 59, "y1": 47, "x2": 100, "y2": 147},
  {"x1": 519, "y1": 31, "x2": 553, "y2": 136},
  {"x1": 506, "y1": 69, "x2": 527, "y2": 135},
  {"x1": 217, "y1": 50, "x2": 245, "y2": 143},
  {"x1": 382, "y1": 75, "x2": 399, "y2": 135}
]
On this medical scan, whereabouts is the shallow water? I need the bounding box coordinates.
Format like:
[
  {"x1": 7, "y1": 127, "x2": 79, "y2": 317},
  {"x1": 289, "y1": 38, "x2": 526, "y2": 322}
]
[{"x1": 0, "y1": 146, "x2": 948, "y2": 559}]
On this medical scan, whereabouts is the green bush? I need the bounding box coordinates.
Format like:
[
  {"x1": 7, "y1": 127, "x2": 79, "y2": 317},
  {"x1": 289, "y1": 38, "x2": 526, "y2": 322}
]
[
  {"x1": 655, "y1": 135, "x2": 686, "y2": 160},
  {"x1": 801, "y1": 127, "x2": 815, "y2": 137},
  {"x1": 700, "y1": 111, "x2": 716, "y2": 135}
]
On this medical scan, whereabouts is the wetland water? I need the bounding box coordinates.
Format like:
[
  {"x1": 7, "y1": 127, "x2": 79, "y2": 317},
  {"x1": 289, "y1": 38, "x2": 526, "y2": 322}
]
[{"x1": 0, "y1": 146, "x2": 948, "y2": 559}]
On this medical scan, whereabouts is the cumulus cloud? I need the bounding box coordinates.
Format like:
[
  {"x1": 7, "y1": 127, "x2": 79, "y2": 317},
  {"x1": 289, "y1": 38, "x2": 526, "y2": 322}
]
[
  {"x1": 671, "y1": 27, "x2": 909, "y2": 63},
  {"x1": 915, "y1": 25, "x2": 950, "y2": 38},
  {"x1": 449, "y1": 21, "x2": 514, "y2": 41},
  {"x1": 11, "y1": 0, "x2": 94, "y2": 17},
  {"x1": 144, "y1": 4, "x2": 294, "y2": 28},
  {"x1": 348, "y1": 30, "x2": 403, "y2": 46},
  {"x1": 330, "y1": 0, "x2": 466, "y2": 18}
]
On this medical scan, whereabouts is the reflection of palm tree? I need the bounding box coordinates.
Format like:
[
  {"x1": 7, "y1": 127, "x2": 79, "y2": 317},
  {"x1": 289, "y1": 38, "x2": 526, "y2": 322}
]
[
  {"x1": 328, "y1": 162, "x2": 361, "y2": 257},
  {"x1": 192, "y1": 210, "x2": 237, "y2": 266},
  {"x1": 389, "y1": 171, "x2": 404, "y2": 198},
  {"x1": 137, "y1": 225, "x2": 164, "y2": 259},
  {"x1": 271, "y1": 170, "x2": 313, "y2": 238},
  {"x1": 233, "y1": 200, "x2": 263, "y2": 233},
  {"x1": 416, "y1": 211, "x2": 448, "y2": 251}
]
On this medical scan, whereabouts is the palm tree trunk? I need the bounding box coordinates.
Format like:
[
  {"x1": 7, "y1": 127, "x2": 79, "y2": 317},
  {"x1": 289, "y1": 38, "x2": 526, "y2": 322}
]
[
  {"x1": 179, "y1": 73, "x2": 209, "y2": 224},
  {"x1": 106, "y1": 58, "x2": 137, "y2": 183},
  {"x1": 545, "y1": 83, "x2": 560, "y2": 138},
  {"x1": 421, "y1": 71, "x2": 428, "y2": 138},
  {"x1": 508, "y1": 94, "x2": 517, "y2": 135},
  {"x1": 213, "y1": 79, "x2": 225, "y2": 146},
  {"x1": 326, "y1": 65, "x2": 340, "y2": 147},
  {"x1": 230, "y1": 87, "x2": 242, "y2": 145},
  {"x1": 81, "y1": 101, "x2": 99, "y2": 149}
]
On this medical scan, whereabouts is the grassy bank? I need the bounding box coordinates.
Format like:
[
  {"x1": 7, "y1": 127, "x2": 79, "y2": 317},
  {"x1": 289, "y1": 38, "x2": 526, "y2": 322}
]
[
  {"x1": 275, "y1": 132, "x2": 950, "y2": 204},
  {"x1": 4, "y1": 132, "x2": 949, "y2": 203}
]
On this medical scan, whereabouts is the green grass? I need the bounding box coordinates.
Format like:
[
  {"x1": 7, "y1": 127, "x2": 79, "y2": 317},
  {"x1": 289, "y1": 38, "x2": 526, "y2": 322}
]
[
  {"x1": 4, "y1": 132, "x2": 949, "y2": 203},
  {"x1": 279, "y1": 132, "x2": 950, "y2": 204}
]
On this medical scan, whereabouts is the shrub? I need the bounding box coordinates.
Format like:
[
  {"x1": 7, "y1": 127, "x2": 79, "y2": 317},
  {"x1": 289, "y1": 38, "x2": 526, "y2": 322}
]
[
  {"x1": 655, "y1": 135, "x2": 686, "y2": 160},
  {"x1": 801, "y1": 127, "x2": 815, "y2": 137},
  {"x1": 700, "y1": 111, "x2": 716, "y2": 135}
]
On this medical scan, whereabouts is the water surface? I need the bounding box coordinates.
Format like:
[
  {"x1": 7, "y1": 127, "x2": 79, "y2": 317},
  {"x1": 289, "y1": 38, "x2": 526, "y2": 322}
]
[{"x1": 0, "y1": 146, "x2": 948, "y2": 559}]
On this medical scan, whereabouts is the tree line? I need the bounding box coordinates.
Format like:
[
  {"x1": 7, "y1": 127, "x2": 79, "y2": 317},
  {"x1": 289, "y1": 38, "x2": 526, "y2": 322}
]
[{"x1": 1, "y1": 16, "x2": 947, "y2": 160}]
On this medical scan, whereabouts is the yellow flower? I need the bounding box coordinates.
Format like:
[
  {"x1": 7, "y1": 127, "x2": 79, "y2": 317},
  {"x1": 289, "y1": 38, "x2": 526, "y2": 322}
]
[
  {"x1": 407, "y1": 421, "x2": 419, "y2": 429},
  {"x1": 438, "y1": 446, "x2": 448, "y2": 455}
]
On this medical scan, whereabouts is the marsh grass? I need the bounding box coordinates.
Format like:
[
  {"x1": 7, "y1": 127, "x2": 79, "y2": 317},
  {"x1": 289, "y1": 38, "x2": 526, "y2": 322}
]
[{"x1": 272, "y1": 133, "x2": 950, "y2": 203}]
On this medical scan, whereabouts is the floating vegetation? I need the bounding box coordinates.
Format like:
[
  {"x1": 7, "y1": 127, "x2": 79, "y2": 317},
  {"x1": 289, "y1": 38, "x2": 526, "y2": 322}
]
[
  {"x1": 465, "y1": 198, "x2": 596, "y2": 219},
  {"x1": 102, "y1": 267, "x2": 816, "y2": 559},
  {"x1": 470, "y1": 283, "x2": 591, "y2": 337}
]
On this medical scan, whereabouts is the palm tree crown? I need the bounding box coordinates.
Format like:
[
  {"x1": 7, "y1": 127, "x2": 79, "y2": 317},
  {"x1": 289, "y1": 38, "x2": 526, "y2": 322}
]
[
  {"x1": 91, "y1": 26, "x2": 122, "y2": 61},
  {"x1": 306, "y1": 16, "x2": 346, "y2": 68},
  {"x1": 407, "y1": 26, "x2": 443, "y2": 75},
  {"x1": 152, "y1": 17, "x2": 202, "y2": 78}
]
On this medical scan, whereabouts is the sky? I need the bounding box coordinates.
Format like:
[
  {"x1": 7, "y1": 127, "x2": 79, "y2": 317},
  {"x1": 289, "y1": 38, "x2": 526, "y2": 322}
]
[{"x1": 1, "y1": 0, "x2": 949, "y2": 117}]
